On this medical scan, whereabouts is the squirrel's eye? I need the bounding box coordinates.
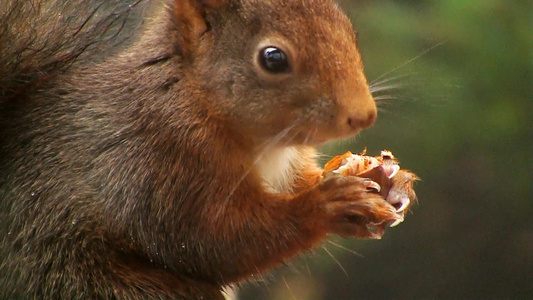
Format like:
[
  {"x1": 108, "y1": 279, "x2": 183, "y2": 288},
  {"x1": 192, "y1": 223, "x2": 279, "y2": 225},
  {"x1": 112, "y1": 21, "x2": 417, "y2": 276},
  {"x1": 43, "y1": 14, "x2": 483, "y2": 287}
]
[{"x1": 259, "y1": 47, "x2": 290, "y2": 73}]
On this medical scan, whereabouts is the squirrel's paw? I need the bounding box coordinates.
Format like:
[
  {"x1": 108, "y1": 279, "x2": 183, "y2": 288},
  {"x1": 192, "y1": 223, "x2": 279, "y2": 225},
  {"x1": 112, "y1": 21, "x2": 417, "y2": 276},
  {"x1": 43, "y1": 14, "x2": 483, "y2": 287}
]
[
  {"x1": 361, "y1": 166, "x2": 419, "y2": 227},
  {"x1": 386, "y1": 169, "x2": 418, "y2": 226},
  {"x1": 316, "y1": 176, "x2": 402, "y2": 239},
  {"x1": 322, "y1": 150, "x2": 419, "y2": 233}
]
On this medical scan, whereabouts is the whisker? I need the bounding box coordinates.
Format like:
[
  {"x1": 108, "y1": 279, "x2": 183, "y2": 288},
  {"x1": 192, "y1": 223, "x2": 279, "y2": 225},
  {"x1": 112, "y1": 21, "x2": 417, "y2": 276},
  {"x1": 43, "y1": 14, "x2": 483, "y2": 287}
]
[
  {"x1": 311, "y1": 126, "x2": 319, "y2": 144},
  {"x1": 225, "y1": 121, "x2": 300, "y2": 203},
  {"x1": 370, "y1": 73, "x2": 417, "y2": 89},
  {"x1": 282, "y1": 124, "x2": 303, "y2": 147},
  {"x1": 326, "y1": 240, "x2": 364, "y2": 258},
  {"x1": 322, "y1": 246, "x2": 348, "y2": 278},
  {"x1": 303, "y1": 131, "x2": 312, "y2": 145},
  {"x1": 303, "y1": 125, "x2": 319, "y2": 145},
  {"x1": 377, "y1": 107, "x2": 390, "y2": 114},
  {"x1": 369, "y1": 41, "x2": 445, "y2": 86},
  {"x1": 254, "y1": 265, "x2": 271, "y2": 292},
  {"x1": 315, "y1": 151, "x2": 331, "y2": 167},
  {"x1": 370, "y1": 83, "x2": 404, "y2": 94},
  {"x1": 282, "y1": 275, "x2": 298, "y2": 300},
  {"x1": 373, "y1": 95, "x2": 401, "y2": 102},
  {"x1": 376, "y1": 94, "x2": 423, "y2": 104},
  {"x1": 304, "y1": 257, "x2": 312, "y2": 277}
]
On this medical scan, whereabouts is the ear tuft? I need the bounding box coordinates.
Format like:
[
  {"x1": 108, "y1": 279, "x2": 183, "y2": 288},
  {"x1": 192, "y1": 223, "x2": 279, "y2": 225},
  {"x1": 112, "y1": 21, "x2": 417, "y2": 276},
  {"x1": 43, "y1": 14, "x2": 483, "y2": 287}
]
[{"x1": 173, "y1": 0, "x2": 228, "y2": 57}]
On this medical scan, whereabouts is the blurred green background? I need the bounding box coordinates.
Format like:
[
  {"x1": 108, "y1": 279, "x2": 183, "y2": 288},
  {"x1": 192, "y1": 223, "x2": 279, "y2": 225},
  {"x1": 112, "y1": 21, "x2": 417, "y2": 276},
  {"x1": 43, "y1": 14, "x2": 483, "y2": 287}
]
[{"x1": 240, "y1": 0, "x2": 532, "y2": 299}]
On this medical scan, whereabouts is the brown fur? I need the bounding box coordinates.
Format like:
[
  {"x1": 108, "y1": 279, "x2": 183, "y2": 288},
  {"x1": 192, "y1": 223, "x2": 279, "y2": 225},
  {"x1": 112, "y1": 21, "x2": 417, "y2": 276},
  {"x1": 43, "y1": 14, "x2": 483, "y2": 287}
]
[{"x1": 0, "y1": 0, "x2": 395, "y2": 298}]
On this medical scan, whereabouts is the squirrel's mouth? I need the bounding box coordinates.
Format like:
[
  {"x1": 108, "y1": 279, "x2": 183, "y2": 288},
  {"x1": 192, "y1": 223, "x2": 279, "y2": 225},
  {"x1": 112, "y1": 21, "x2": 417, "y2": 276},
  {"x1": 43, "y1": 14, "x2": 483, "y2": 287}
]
[
  {"x1": 249, "y1": 106, "x2": 370, "y2": 147},
  {"x1": 286, "y1": 126, "x2": 362, "y2": 147}
]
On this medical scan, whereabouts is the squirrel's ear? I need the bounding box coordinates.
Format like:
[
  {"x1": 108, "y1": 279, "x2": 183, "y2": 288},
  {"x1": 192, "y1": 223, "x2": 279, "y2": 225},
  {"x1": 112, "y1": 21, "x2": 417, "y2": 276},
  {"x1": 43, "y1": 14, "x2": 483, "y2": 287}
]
[{"x1": 173, "y1": 0, "x2": 228, "y2": 57}]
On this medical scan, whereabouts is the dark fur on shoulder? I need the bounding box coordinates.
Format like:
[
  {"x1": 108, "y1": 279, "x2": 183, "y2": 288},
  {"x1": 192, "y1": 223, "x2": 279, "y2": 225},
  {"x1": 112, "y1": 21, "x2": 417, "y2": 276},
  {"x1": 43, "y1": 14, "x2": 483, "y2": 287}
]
[{"x1": 0, "y1": 0, "x2": 144, "y2": 102}]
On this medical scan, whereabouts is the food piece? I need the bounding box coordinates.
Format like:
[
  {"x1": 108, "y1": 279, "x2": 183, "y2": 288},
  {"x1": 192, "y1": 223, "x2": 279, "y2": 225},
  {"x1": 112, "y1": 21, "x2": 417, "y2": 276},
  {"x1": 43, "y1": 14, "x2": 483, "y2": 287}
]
[
  {"x1": 323, "y1": 150, "x2": 398, "y2": 179},
  {"x1": 323, "y1": 149, "x2": 419, "y2": 236}
]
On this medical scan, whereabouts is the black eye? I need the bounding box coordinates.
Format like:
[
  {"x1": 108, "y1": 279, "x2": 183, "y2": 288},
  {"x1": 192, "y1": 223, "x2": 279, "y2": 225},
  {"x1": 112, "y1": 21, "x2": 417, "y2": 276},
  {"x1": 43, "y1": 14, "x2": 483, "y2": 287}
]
[{"x1": 259, "y1": 47, "x2": 290, "y2": 73}]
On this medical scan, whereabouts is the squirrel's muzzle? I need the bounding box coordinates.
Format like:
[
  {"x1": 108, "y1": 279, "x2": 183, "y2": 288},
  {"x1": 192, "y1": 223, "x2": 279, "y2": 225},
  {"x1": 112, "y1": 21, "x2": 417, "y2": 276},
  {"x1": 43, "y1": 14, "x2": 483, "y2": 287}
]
[{"x1": 335, "y1": 83, "x2": 377, "y2": 134}]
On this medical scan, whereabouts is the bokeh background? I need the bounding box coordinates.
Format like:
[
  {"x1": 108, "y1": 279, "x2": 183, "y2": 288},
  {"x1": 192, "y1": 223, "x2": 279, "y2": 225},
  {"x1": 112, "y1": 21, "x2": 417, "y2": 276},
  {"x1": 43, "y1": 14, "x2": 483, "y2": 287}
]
[{"x1": 239, "y1": 0, "x2": 532, "y2": 299}]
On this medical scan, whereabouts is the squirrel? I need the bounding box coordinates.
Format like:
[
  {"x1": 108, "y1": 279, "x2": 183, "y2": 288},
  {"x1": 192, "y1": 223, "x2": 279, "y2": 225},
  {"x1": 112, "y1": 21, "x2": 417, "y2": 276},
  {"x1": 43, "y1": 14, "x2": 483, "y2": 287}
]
[{"x1": 0, "y1": 0, "x2": 411, "y2": 299}]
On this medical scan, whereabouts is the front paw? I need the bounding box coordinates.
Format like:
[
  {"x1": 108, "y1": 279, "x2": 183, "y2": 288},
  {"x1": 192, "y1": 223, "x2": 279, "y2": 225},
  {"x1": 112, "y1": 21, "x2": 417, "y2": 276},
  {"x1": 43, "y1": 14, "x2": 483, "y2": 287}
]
[
  {"x1": 385, "y1": 169, "x2": 418, "y2": 226},
  {"x1": 322, "y1": 150, "x2": 419, "y2": 231},
  {"x1": 315, "y1": 176, "x2": 402, "y2": 239},
  {"x1": 358, "y1": 166, "x2": 419, "y2": 227}
]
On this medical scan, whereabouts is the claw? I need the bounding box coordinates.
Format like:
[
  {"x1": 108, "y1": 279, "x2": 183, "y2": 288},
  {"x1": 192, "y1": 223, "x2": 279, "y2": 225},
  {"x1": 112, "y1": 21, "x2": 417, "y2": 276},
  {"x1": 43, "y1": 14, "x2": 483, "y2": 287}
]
[
  {"x1": 363, "y1": 179, "x2": 381, "y2": 192},
  {"x1": 384, "y1": 165, "x2": 400, "y2": 179},
  {"x1": 387, "y1": 190, "x2": 411, "y2": 213},
  {"x1": 396, "y1": 197, "x2": 410, "y2": 212},
  {"x1": 389, "y1": 212, "x2": 405, "y2": 227},
  {"x1": 389, "y1": 219, "x2": 402, "y2": 227}
]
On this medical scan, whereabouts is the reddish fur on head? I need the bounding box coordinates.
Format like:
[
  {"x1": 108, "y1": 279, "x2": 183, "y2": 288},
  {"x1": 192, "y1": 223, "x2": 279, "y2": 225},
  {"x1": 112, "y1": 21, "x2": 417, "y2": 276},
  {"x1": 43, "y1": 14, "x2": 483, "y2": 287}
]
[
  {"x1": 176, "y1": 0, "x2": 377, "y2": 146},
  {"x1": 173, "y1": 0, "x2": 229, "y2": 57}
]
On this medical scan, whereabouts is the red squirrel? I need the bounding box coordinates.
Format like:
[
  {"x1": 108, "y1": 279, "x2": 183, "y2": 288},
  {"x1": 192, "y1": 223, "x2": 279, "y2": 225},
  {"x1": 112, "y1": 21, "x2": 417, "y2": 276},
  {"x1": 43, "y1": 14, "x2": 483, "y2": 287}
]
[{"x1": 0, "y1": 0, "x2": 413, "y2": 298}]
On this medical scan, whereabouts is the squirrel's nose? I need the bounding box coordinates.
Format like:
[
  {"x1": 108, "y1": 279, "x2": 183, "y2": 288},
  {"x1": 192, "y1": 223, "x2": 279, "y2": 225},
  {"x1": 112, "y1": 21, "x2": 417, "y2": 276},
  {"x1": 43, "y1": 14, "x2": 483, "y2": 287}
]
[
  {"x1": 337, "y1": 92, "x2": 377, "y2": 133},
  {"x1": 347, "y1": 108, "x2": 377, "y2": 130}
]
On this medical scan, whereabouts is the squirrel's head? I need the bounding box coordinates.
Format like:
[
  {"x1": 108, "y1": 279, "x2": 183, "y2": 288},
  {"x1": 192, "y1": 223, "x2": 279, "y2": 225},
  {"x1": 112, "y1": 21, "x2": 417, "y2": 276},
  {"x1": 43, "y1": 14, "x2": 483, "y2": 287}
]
[{"x1": 173, "y1": 0, "x2": 377, "y2": 147}]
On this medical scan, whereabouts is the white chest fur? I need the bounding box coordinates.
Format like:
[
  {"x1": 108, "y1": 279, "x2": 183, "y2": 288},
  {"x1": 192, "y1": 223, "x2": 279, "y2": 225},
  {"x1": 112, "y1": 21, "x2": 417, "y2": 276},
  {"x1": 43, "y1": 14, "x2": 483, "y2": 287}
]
[{"x1": 255, "y1": 146, "x2": 303, "y2": 194}]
